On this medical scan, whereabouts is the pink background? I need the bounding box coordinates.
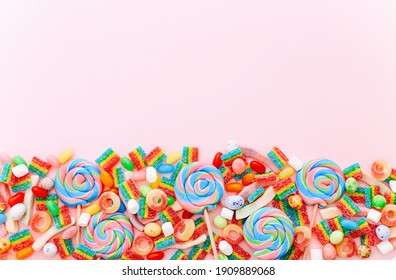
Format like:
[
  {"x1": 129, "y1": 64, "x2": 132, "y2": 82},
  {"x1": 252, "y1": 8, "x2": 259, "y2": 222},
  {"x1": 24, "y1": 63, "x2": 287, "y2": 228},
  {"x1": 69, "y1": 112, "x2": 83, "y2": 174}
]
[{"x1": 0, "y1": 1, "x2": 396, "y2": 260}]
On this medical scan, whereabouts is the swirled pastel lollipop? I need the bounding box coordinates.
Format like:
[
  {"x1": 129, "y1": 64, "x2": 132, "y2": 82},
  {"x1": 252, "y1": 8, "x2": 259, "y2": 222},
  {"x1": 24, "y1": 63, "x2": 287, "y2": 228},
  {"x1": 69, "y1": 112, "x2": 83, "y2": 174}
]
[
  {"x1": 296, "y1": 159, "x2": 345, "y2": 207},
  {"x1": 54, "y1": 159, "x2": 102, "y2": 207},
  {"x1": 175, "y1": 162, "x2": 224, "y2": 215},
  {"x1": 243, "y1": 207, "x2": 294, "y2": 260},
  {"x1": 83, "y1": 211, "x2": 134, "y2": 260}
]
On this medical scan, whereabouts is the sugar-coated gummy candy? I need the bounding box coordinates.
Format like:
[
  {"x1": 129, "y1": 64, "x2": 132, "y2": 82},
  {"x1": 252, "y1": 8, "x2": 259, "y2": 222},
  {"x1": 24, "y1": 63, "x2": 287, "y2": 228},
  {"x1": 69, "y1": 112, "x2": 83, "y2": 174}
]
[
  {"x1": 174, "y1": 219, "x2": 195, "y2": 242},
  {"x1": 0, "y1": 238, "x2": 10, "y2": 254},
  {"x1": 222, "y1": 224, "x2": 244, "y2": 245},
  {"x1": 345, "y1": 177, "x2": 358, "y2": 193}
]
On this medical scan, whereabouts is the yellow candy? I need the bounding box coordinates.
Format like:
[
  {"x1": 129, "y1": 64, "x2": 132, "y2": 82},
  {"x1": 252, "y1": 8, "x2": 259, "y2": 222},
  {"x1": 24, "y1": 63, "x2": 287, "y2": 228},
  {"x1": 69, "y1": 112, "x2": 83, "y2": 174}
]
[
  {"x1": 58, "y1": 149, "x2": 74, "y2": 164},
  {"x1": 278, "y1": 166, "x2": 295, "y2": 180},
  {"x1": 150, "y1": 175, "x2": 161, "y2": 189},
  {"x1": 165, "y1": 152, "x2": 181, "y2": 164},
  {"x1": 144, "y1": 222, "x2": 162, "y2": 237},
  {"x1": 0, "y1": 238, "x2": 10, "y2": 254},
  {"x1": 85, "y1": 204, "x2": 100, "y2": 215}
]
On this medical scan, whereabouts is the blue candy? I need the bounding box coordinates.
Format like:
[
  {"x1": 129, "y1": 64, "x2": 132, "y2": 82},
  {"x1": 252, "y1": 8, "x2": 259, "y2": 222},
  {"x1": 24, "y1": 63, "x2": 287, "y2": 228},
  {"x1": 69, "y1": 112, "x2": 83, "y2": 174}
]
[
  {"x1": 157, "y1": 164, "x2": 175, "y2": 174},
  {"x1": 341, "y1": 219, "x2": 359, "y2": 230}
]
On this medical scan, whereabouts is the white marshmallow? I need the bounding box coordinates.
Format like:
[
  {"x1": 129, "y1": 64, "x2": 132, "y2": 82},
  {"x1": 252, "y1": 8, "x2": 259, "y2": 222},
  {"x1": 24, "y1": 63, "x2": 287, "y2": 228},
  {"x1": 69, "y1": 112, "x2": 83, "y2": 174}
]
[
  {"x1": 367, "y1": 209, "x2": 382, "y2": 223},
  {"x1": 30, "y1": 175, "x2": 40, "y2": 186},
  {"x1": 310, "y1": 249, "x2": 323, "y2": 260},
  {"x1": 377, "y1": 240, "x2": 394, "y2": 255},
  {"x1": 288, "y1": 156, "x2": 304, "y2": 172},
  {"x1": 124, "y1": 171, "x2": 133, "y2": 181},
  {"x1": 12, "y1": 164, "x2": 29, "y2": 178},
  {"x1": 221, "y1": 207, "x2": 234, "y2": 220},
  {"x1": 10, "y1": 203, "x2": 27, "y2": 221},
  {"x1": 146, "y1": 167, "x2": 157, "y2": 183},
  {"x1": 77, "y1": 213, "x2": 90, "y2": 227},
  {"x1": 127, "y1": 199, "x2": 139, "y2": 215},
  {"x1": 390, "y1": 181, "x2": 396, "y2": 193},
  {"x1": 219, "y1": 240, "x2": 233, "y2": 256},
  {"x1": 43, "y1": 243, "x2": 58, "y2": 257},
  {"x1": 226, "y1": 140, "x2": 239, "y2": 152},
  {"x1": 162, "y1": 222, "x2": 174, "y2": 237}
]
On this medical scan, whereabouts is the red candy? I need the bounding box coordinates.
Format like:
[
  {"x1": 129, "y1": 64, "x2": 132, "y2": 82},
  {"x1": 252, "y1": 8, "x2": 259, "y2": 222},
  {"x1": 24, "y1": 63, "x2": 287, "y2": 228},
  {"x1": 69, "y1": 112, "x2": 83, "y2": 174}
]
[
  {"x1": 250, "y1": 161, "x2": 266, "y2": 174},
  {"x1": 212, "y1": 152, "x2": 223, "y2": 169},
  {"x1": 182, "y1": 210, "x2": 194, "y2": 219},
  {"x1": 8, "y1": 193, "x2": 25, "y2": 207},
  {"x1": 147, "y1": 251, "x2": 164, "y2": 260},
  {"x1": 32, "y1": 186, "x2": 48, "y2": 198}
]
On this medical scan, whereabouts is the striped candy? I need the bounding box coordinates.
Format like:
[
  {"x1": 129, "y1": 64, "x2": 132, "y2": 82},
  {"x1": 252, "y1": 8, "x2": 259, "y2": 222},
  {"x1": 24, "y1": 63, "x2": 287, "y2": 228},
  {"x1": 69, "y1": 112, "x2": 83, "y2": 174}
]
[
  {"x1": 170, "y1": 249, "x2": 188, "y2": 260},
  {"x1": 255, "y1": 171, "x2": 278, "y2": 187},
  {"x1": 312, "y1": 220, "x2": 332, "y2": 245},
  {"x1": 228, "y1": 244, "x2": 251, "y2": 260},
  {"x1": 273, "y1": 178, "x2": 297, "y2": 200},
  {"x1": 158, "y1": 177, "x2": 175, "y2": 198},
  {"x1": 154, "y1": 234, "x2": 176, "y2": 251},
  {"x1": 187, "y1": 245, "x2": 207, "y2": 260},
  {"x1": 144, "y1": 147, "x2": 167, "y2": 168},
  {"x1": 112, "y1": 167, "x2": 125, "y2": 187},
  {"x1": 349, "y1": 217, "x2": 370, "y2": 238},
  {"x1": 158, "y1": 207, "x2": 181, "y2": 226},
  {"x1": 36, "y1": 193, "x2": 58, "y2": 211},
  {"x1": 54, "y1": 237, "x2": 75, "y2": 258},
  {"x1": 280, "y1": 246, "x2": 304, "y2": 260},
  {"x1": 10, "y1": 174, "x2": 31, "y2": 193},
  {"x1": 191, "y1": 217, "x2": 208, "y2": 240},
  {"x1": 95, "y1": 148, "x2": 120, "y2": 172},
  {"x1": 128, "y1": 146, "x2": 147, "y2": 170},
  {"x1": 220, "y1": 148, "x2": 245, "y2": 167},
  {"x1": 9, "y1": 229, "x2": 34, "y2": 251},
  {"x1": 343, "y1": 163, "x2": 362, "y2": 180},
  {"x1": 218, "y1": 165, "x2": 232, "y2": 184},
  {"x1": 336, "y1": 195, "x2": 360, "y2": 218},
  {"x1": 171, "y1": 162, "x2": 186, "y2": 182},
  {"x1": 267, "y1": 147, "x2": 288, "y2": 170},
  {"x1": 28, "y1": 157, "x2": 52, "y2": 178},
  {"x1": 118, "y1": 179, "x2": 140, "y2": 203},
  {"x1": 0, "y1": 194, "x2": 7, "y2": 213},
  {"x1": 53, "y1": 205, "x2": 72, "y2": 229},
  {"x1": 182, "y1": 146, "x2": 199, "y2": 164},
  {"x1": 72, "y1": 243, "x2": 97, "y2": 260},
  {"x1": 385, "y1": 168, "x2": 396, "y2": 183},
  {"x1": 0, "y1": 162, "x2": 12, "y2": 184},
  {"x1": 272, "y1": 200, "x2": 310, "y2": 227}
]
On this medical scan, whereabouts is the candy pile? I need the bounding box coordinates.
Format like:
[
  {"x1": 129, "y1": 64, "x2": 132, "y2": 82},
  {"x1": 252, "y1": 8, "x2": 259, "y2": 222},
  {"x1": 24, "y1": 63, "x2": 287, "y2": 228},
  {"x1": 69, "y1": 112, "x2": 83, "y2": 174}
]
[{"x1": 0, "y1": 142, "x2": 395, "y2": 260}]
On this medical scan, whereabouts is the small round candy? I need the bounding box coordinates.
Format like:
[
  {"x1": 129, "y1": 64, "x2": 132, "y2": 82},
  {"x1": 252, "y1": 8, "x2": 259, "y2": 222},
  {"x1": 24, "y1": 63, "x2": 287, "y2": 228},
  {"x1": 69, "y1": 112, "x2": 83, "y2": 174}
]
[
  {"x1": 0, "y1": 238, "x2": 10, "y2": 254},
  {"x1": 288, "y1": 194, "x2": 303, "y2": 209},
  {"x1": 167, "y1": 196, "x2": 175, "y2": 206},
  {"x1": 146, "y1": 189, "x2": 168, "y2": 212},
  {"x1": 373, "y1": 195, "x2": 386, "y2": 209},
  {"x1": 43, "y1": 243, "x2": 57, "y2": 257},
  {"x1": 98, "y1": 192, "x2": 121, "y2": 214},
  {"x1": 345, "y1": 177, "x2": 358, "y2": 193},
  {"x1": 223, "y1": 224, "x2": 244, "y2": 245},
  {"x1": 214, "y1": 216, "x2": 227, "y2": 229},
  {"x1": 376, "y1": 225, "x2": 391, "y2": 241},
  {"x1": 139, "y1": 185, "x2": 152, "y2": 197},
  {"x1": 232, "y1": 158, "x2": 246, "y2": 175},
  {"x1": 40, "y1": 177, "x2": 54, "y2": 191},
  {"x1": 224, "y1": 195, "x2": 244, "y2": 210},
  {"x1": 371, "y1": 160, "x2": 392, "y2": 181},
  {"x1": 330, "y1": 230, "x2": 344, "y2": 245},
  {"x1": 174, "y1": 219, "x2": 195, "y2": 241},
  {"x1": 336, "y1": 237, "x2": 357, "y2": 258},
  {"x1": 144, "y1": 223, "x2": 162, "y2": 237},
  {"x1": 357, "y1": 245, "x2": 371, "y2": 259},
  {"x1": 10, "y1": 203, "x2": 27, "y2": 221},
  {"x1": 31, "y1": 211, "x2": 52, "y2": 233},
  {"x1": 381, "y1": 204, "x2": 396, "y2": 226},
  {"x1": 322, "y1": 243, "x2": 337, "y2": 260},
  {"x1": 132, "y1": 235, "x2": 154, "y2": 256},
  {"x1": 293, "y1": 226, "x2": 311, "y2": 248}
]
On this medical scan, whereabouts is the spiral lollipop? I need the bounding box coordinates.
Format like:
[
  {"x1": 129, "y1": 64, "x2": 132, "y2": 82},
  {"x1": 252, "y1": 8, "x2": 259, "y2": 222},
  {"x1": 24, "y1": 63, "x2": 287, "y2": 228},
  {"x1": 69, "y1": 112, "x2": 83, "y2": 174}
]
[
  {"x1": 296, "y1": 159, "x2": 345, "y2": 207},
  {"x1": 175, "y1": 162, "x2": 224, "y2": 259},
  {"x1": 244, "y1": 207, "x2": 294, "y2": 260},
  {"x1": 54, "y1": 159, "x2": 102, "y2": 207},
  {"x1": 83, "y1": 211, "x2": 134, "y2": 260}
]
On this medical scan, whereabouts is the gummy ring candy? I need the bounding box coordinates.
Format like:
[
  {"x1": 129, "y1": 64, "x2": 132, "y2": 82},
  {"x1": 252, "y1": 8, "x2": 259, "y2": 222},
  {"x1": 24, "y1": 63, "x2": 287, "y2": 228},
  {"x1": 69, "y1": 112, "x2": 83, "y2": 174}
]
[
  {"x1": 132, "y1": 235, "x2": 154, "y2": 256},
  {"x1": 292, "y1": 226, "x2": 311, "y2": 248},
  {"x1": 381, "y1": 204, "x2": 396, "y2": 227},
  {"x1": 223, "y1": 224, "x2": 244, "y2": 245},
  {"x1": 335, "y1": 236, "x2": 357, "y2": 258},
  {"x1": 173, "y1": 219, "x2": 195, "y2": 242},
  {"x1": 31, "y1": 211, "x2": 52, "y2": 233},
  {"x1": 146, "y1": 189, "x2": 168, "y2": 212},
  {"x1": 371, "y1": 160, "x2": 392, "y2": 181},
  {"x1": 99, "y1": 192, "x2": 121, "y2": 214}
]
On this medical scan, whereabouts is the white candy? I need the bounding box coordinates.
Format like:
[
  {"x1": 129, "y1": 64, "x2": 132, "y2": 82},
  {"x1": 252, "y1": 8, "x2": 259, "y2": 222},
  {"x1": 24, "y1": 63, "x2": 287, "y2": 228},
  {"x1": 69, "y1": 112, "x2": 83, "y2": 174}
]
[
  {"x1": 319, "y1": 207, "x2": 342, "y2": 220},
  {"x1": 40, "y1": 177, "x2": 54, "y2": 191},
  {"x1": 171, "y1": 201, "x2": 183, "y2": 212},
  {"x1": 162, "y1": 222, "x2": 174, "y2": 237},
  {"x1": 367, "y1": 209, "x2": 382, "y2": 223},
  {"x1": 221, "y1": 207, "x2": 234, "y2": 220},
  {"x1": 77, "y1": 213, "x2": 90, "y2": 227},
  {"x1": 146, "y1": 167, "x2": 157, "y2": 183},
  {"x1": 43, "y1": 243, "x2": 58, "y2": 257},
  {"x1": 226, "y1": 140, "x2": 239, "y2": 152},
  {"x1": 310, "y1": 249, "x2": 323, "y2": 260},
  {"x1": 11, "y1": 164, "x2": 29, "y2": 178},
  {"x1": 127, "y1": 199, "x2": 139, "y2": 215},
  {"x1": 30, "y1": 175, "x2": 40, "y2": 186},
  {"x1": 377, "y1": 240, "x2": 394, "y2": 255},
  {"x1": 219, "y1": 240, "x2": 233, "y2": 256},
  {"x1": 288, "y1": 156, "x2": 304, "y2": 172},
  {"x1": 124, "y1": 171, "x2": 133, "y2": 180},
  {"x1": 390, "y1": 181, "x2": 396, "y2": 193},
  {"x1": 10, "y1": 203, "x2": 27, "y2": 221}
]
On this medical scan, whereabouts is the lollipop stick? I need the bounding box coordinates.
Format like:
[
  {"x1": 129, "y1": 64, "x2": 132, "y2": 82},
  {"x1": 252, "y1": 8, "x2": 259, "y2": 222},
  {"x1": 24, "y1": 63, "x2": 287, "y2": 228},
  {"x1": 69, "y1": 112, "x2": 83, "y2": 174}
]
[
  {"x1": 204, "y1": 209, "x2": 219, "y2": 260},
  {"x1": 303, "y1": 203, "x2": 318, "y2": 260},
  {"x1": 76, "y1": 204, "x2": 81, "y2": 244}
]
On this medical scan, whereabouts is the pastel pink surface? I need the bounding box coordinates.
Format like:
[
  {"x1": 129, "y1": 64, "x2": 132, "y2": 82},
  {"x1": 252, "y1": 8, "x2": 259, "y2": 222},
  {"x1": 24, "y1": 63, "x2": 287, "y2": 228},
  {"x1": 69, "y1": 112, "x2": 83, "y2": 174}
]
[{"x1": 0, "y1": 1, "x2": 396, "y2": 260}]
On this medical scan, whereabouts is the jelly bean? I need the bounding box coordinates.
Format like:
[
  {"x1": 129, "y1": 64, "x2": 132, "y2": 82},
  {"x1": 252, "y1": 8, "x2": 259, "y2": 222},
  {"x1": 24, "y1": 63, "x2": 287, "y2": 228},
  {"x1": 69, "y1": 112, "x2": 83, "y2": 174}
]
[
  {"x1": 166, "y1": 152, "x2": 181, "y2": 164},
  {"x1": 232, "y1": 158, "x2": 246, "y2": 175},
  {"x1": 322, "y1": 243, "x2": 337, "y2": 260},
  {"x1": 242, "y1": 173, "x2": 255, "y2": 186},
  {"x1": 16, "y1": 246, "x2": 34, "y2": 260},
  {"x1": 0, "y1": 213, "x2": 6, "y2": 224},
  {"x1": 217, "y1": 254, "x2": 228, "y2": 260},
  {"x1": 224, "y1": 195, "x2": 244, "y2": 210},
  {"x1": 157, "y1": 164, "x2": 174, "y2": 174},
  {"x1": 144, "y1": 223, "x2": 162, "y2": 237},
  {"x1": 250, "y1": 160, "x2": 266, "y2": 174},
  {"x1": 212, "y1": 152, "x2": 223, "y2": 169},
  {"x1": 278, "y1": 166, "x2": 294, "y2": 180},
  {"x1": 46, "y1": 200, "x2": 59, "y2": 216},
  {"x1": 0, "y1": 238, "x2": 10, "y2": 254},
  {"x1": 10, "y1": 203, "x2": 27, "y2": 221},
  {"x1": 167, "y1": 196, "x2": 175, "y2": 206},
  {"x1": 32, "y1": 186, "x2": 48, "y2": 198},
  {"x1": 182, "y1": 210, "x2": 193, "y2": 219},
  {"x1": 12, "y1": 155, "x2": 27, "y2": 166},
  {"x1": 62, "y1": 226, "x2": 78, "y2": 240},
  {"x1": 373, "y1": 195, "x2": 386, "y2": 209},
  {"x1": 85, "y1": 204, "x2": 101, "y2": 215},
  {"x1": 146, "y1": 167, "x2": 157, "y2": 183},
  {"x1": 140, "y1": 185, "x2": 152, "y2": 197},
  {"x1": 340, "y1": 219, "x2": 358, "y2": 230},
  {"x1": 118, "y1": 200, "x2": 126, "y2": 213},
  {"x1": 121, "y1": 157, "x2": 135, "y2": 171},
  {"x1": 8, "y1": 192, "x2": 25, "y2": 207},
  {"x1": 225, "y1": 182, "x2": 243, "y2": 192},
  {"x1": 147, "y1": 251, "x2": 164, "y2": 260},
  {"x1": 100, "y1": 171, "x2": 114, "y2": 188},
  {"x1": 58, "y1": 149, "x2": 73, "y2": 164},
  {"x1": 46, "y1": 155, "x2": 60, "y2": 168},
  {"x1": 214, "y1": 215, "x2": 227, "y2": 229},
  {"x1": 345, "y1": 177, "x2": 358, "y2": 193},
  {"x1": 330, "y1": 230, "x2": 344, "y2": 245}
]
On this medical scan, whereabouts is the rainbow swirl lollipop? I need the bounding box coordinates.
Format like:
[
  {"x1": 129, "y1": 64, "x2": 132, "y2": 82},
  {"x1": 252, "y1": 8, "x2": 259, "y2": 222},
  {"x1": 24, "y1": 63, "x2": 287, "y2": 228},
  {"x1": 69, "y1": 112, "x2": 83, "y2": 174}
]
[
  {"x1": 175, "y1": 162, "x2": 224, "y2": 214},
  {"x1": 296, "y1": 159, "x2": 345, "y2": 207},
  {"x1": 83, "y1": 211, "x2": 134, "y2": 260},
  {"x1": 54, "y1": 159, "x2": 102, "y2": 207},
  {"x1": 244, "y1": 207, "x2": 294, "y2": 260}
]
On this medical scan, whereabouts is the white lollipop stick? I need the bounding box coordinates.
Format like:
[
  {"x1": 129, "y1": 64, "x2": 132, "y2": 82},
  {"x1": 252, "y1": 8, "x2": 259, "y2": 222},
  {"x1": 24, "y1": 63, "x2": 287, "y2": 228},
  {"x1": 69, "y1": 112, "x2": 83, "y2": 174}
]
[
  {"x1": 204, "y1": 208, "x2": 218, "y2": 260},
  {"x1": 76, "y1": 205, "x2": 81, "y2": 243}
]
